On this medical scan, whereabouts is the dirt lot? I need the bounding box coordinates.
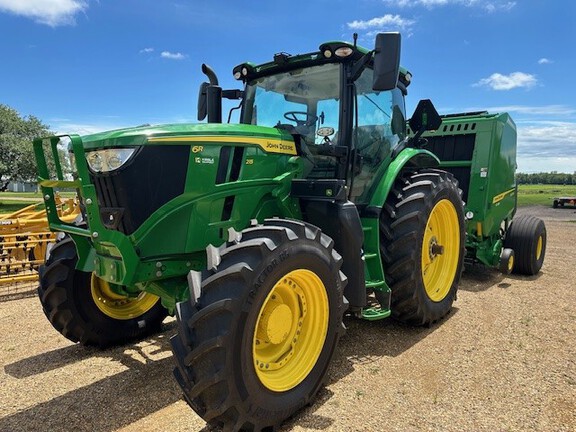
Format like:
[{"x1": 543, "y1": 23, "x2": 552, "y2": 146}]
[{"x1": 1, "y1": 206, "x2": 575, "y2": 432}]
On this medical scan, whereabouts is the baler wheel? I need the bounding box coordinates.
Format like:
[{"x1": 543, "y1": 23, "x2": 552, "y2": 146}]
[
  {"x1": 499, "y1": 248, "x2": 515, "y2": 274},
  {"x1": 380, "y1": 169, "x2": 465, "y2": 325},
  {"x1": 504, "y1": 215, "x2": 546, "y2": 275},
  {"x1": 38, "y1": 237, "x2": 167, "y2": 347},
  {"x1": 171, "y1": 219, "x2": 346, "y2": 431}
]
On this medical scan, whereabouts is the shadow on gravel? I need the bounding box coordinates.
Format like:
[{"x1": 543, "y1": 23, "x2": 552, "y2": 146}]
[
  {"x1": 328, "y1": 309, "x2": 459, "y2": 382},
  {"x1": 1, "y1": 322, "x2": 182, "y2": 432},
  {"x1": 460, "y1": 265, "x2": 505, "y2": 292},
  {"x1": 459, "y1": 264, "x2": 544, "y2": 293},
  {"x1": 4, "y1": 320, "x2": 177, "y2": 378}
]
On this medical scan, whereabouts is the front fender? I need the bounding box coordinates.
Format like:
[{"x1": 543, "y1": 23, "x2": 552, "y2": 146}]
[{"x1": 368, "y1": 148, "x2": 440, "y2": 210}]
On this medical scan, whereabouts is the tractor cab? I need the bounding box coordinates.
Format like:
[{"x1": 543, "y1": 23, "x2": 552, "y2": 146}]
[{"x1": 199, "y1": 34, "x2": 421, "y2": 204}]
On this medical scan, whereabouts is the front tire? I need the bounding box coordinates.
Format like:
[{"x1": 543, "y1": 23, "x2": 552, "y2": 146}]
[
  {"x1": 380, "y1": 169, "x2": 465, "y2": 325},
  {"x1": 171, "y1": 219, "x2": 346, "y2": 431},
  {"x1": 38, "y1": 237, "x2": 167, "y2": 347}
]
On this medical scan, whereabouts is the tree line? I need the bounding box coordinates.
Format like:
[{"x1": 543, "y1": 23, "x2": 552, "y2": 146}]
[
  {"x1": 516, "y1": 172, "x2": 576, "y2": 185},
  {"x1": 0, "y1": 104, "x2": 68, "y2": 191}
]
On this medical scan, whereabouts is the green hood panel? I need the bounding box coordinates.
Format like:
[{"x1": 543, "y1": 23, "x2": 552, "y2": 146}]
[{"x1": 81, "y1": 123, "x2": 294, "y2": 151}]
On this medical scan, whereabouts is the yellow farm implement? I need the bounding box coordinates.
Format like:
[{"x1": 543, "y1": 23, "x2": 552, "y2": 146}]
[{"x1": 0, "y1": 196, "x2": 80, "y2": 286}]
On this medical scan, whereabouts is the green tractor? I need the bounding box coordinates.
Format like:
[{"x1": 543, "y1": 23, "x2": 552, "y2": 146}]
[{"x1": 34, "y1": 33, "x2": 545, "y2": 431}]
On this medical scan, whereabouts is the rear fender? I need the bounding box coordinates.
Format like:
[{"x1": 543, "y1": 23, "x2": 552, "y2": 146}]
[{"x1": 367, "y1": 148, "x2": 440, "y2": 210}]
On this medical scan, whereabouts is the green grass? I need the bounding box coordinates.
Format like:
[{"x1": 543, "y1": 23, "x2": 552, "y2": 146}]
[
  {"x1": 1, "y1": 191, "x2": 76, "y2": 198},
  {"x1": 0, "y1": 191, "x2": 77, "y2": 214},
  {"x1": 1, "y1": 191, "x2": 44, "y2": 198},
  {"x1": 517, "y1": 184, "x2": 576, "y2": 207},
  {"x1": 0, "y1": 201, "x2": 43, "y2": 215},
  {"x1": 0, "y1": 192, "x2": 55, "y2": 215}
]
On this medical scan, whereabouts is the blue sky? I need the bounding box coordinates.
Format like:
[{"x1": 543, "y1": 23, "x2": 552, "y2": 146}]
[{"x1": 1, "y1": 0, "x2": 575, "y2": 173}]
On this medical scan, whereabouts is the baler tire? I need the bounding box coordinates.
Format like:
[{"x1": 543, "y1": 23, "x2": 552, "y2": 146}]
[
  {"x1": 504, "y1": 215, "x2": 546, "y2": 275},
  {"x1": 171, "y1": 219, "x2": 346, "y2": 431},
  {"x1": 380, "y1": 169, "x2": 465, "y2": 326},
  {"x1": 38, "y1": 237, "x2": 167, "y2": 347}
]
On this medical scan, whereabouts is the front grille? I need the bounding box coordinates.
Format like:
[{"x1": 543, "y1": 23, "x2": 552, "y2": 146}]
[{"x1": 90, "y1": 145, "x2": 190, "y2": 235}]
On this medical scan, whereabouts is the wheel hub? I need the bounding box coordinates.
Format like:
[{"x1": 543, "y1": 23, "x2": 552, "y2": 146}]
[
  {"x1": 428, "y1": 236, "x2": 445, "y2": 259},
  {"x1": 90, "y1": 274, "x2": 160, "y2": 320},
  {"x1": 253, "y1": 269, "x2": 329, "y2": 392},
  {"x1": 258, "y1": 302, "x2": 293, "y2": 345},
  {"x1": 421, "y1": 199, "x2": 460, "y2": 302}
]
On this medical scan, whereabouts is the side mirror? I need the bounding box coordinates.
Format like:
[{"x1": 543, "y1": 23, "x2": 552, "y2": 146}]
[
  {"x1": 197, "y1": 82, "x2": 209, "y2": 121},
  {"x1": 372, "y1": 33, "x2": 401, "y2": 91},
  {"x1": 409, "y1": 99, "x2": 442, "y2": 133}
]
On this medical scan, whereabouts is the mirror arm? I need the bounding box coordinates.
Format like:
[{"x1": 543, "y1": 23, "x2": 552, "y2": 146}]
[
  {"x1": 391, "y1": 126, "x2": 427, "y2": 159},
  {"x1": 349, "y1": 51, "x2": 373, "y2": 82},
  {"x1": 410, "y1": 125, "x2": 427, "y2": 146},
  {"x1": 222, "y1": 89, "x2": 244, "y2": 100}
]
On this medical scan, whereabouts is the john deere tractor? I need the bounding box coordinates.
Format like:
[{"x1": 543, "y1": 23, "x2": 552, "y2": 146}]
[{"x1": 34, "y1": 33, "x2": 545, "y2": 431}]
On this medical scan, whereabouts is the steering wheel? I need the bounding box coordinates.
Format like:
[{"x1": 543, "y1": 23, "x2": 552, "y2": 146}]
[{"x1": 283, "y1": 111, "x2": 318, "y2": 127}]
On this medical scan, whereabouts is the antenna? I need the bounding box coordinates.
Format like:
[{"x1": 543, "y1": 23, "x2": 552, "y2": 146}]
[{"x1": 353, "y1": 33, "x2": 358, "y2": 48}]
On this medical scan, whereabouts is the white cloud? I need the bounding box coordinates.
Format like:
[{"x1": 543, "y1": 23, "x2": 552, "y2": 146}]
[
  {"x1": 53, "y1": 122, "x2": 128, "y2": 136},
  {"x1": 160, "y1": 51, "x2": 186, "y2": 60},
  {"x1": 467, "y1": 105, "x2": 576, "y2": 117},
  {"x1": 473, "y1": 72, "x2": 537, "y2": 90},
  {"x1": 140, "y1": 47, "x2": 154, "y2": 54},
  {"x1": 347, "y1": 14, "x2": 416, "y2": 32},
  {"x1": 518, "y1": 121, "x2": 576, "y2": 150},
  {"x1": 0, "y1": 0, "x2": 87, "y2": 27},
  {"x1": 517, "y1": 156, "x2": 576, "y2": 173},
  {"x1": 483, "y1": 1, "x2": 516, "y2": 12},
  {"x1": 516, "y1": 121, "x2": 576, "y2": 172},
  {"x1": 384, "y1": 0, "x2": 516, "y2": 12},
  {"x1": 538, "y1": 58, "x2": 552, "y2": 65}
]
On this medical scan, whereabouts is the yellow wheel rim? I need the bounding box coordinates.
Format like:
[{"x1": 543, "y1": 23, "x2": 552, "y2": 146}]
[
  {"x1": 91, "y1": 274, "x2": 160, "y2": 320},
  {"x1": 253, "y1": 269, "x2": 329, "y2": 392},
  {"x1": 421, "y1": 199, "x2": 460, "y2": 302},
  {"x1": 536, "y1": 236, "x2": 543, "y2": 260},
  {"x1": 508, "y1": 254, "x2": 515, "y2": 272}
]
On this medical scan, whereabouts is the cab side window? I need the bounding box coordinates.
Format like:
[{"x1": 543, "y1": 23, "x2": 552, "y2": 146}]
[{"x1": 350, "y1": 68, "x2": 406, "y2": 203}]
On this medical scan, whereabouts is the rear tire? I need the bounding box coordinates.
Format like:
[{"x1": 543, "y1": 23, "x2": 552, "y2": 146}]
[
  {"x1": 504, "y1": 215, "x2": 546, "y2": 275},
  {"x1": 171, "y1": 219, "x2": 346, "y2": 431},
  {"x1": 380, "y1": 169, "x2": 465, "y2": 325},
  {"x1": 38, "y1": 237, "x2": 167, "y2": 347}
]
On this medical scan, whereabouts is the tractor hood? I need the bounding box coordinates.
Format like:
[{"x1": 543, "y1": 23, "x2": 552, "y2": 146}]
[{"x1": 80, "y1": 122, "x2": 298, "y2": 156}]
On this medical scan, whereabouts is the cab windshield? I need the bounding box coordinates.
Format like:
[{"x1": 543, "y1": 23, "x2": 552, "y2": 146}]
[{"x1": 242, "y1": 63, "x2": 341, "y2": 146}]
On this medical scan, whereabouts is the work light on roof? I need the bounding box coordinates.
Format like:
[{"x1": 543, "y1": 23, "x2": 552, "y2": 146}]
[{"x1": 334, "y1": 47, "x2": 353, "y2": 57}]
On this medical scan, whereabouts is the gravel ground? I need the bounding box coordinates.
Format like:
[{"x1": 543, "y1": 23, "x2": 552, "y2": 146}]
[{"x1": 1, "y1": 206, "x2": 575, "y2": 432}]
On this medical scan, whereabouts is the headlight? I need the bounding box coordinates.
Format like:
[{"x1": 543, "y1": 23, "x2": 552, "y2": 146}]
[{"x1": 86, "y1": 148, "x2": 137, "y2": 173}]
